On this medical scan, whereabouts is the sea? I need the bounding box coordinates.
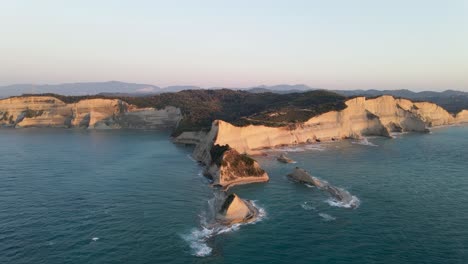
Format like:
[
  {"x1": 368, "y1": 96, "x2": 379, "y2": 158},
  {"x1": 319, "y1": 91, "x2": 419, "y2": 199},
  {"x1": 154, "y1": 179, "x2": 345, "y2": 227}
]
[{"x1": 0, "y1": 126, "x2": 467, "y2": 264}]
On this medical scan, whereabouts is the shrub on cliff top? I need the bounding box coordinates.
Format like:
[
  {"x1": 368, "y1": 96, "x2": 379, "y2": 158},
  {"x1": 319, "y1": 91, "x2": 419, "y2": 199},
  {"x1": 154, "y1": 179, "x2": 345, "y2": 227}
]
[
  {"x1": 210, "y1": 144, "x2": 231, "y2": 166},
  {"x1": 17, "y1": 89, "x2": 346, "y2": 135},
  {"x1": 23, "y1": 109, "x2": 44, "y2": 118}
]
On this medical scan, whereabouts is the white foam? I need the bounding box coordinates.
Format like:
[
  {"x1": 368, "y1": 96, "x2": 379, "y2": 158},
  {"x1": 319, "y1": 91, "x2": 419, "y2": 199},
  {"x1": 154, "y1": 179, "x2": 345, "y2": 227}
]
[
  {"x1": 325, "y1": 195, "x2": 361, "y2": 209},
  {"x1": 250, "y1": 201, "x2": 267, "y2": 224},
  {"x1": 265, "y1": 144, "x2": 325, "y2": 153},
  {"x1": 318, "y1": 213, "x2": 336, "y2": 221},
  {"x1": 300, "y1": 201, "x2": 316, "y2": 211},
  {"x1": 181, "y1": 227, "x2": 213, "y2": 257},
  {"x1": 182, "y1": 201, "x2": 266, "y2": 257},
  {"x1": 390, "y1": 132, "x2": 408, "y2": 138},
  {"x1": 187, "y1": 154, "x2": 197, "y2": 162},
  {"x1": 352, "y1": 137, "x2": 378, "y2": 147}
]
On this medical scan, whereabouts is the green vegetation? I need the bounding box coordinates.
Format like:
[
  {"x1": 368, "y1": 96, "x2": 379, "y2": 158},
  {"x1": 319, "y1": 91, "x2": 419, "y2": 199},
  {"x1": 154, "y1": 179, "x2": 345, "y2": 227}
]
[
  {"x1": 210, "y1": 144, "x2": 231, "y2": 166},
  {"x1": 0, "y1": 111, "x2": 8, "y2": 121},
  {"x1": 23, "y1": 109, "x2": 44, "y2": 118},
  {"x1": 18, "y1": 89, "x2": 346, "y2": 135},
  {"x1": 210, "y1": 144, "x2": 264, "y2": 177},
  {"x1": 232, "y1": 154, "x2": 255, "y2": 167}
]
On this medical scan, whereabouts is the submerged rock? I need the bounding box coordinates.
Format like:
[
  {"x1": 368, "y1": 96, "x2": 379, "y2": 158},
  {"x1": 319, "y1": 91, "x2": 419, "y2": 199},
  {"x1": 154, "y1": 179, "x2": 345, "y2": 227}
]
[
  {"x1": 288, "y1": 167, "x2": 359, "y2": 209},
  {"x1": 277, "y1": 153, "x2": 295, "y2": 163},
  {"x1": 216, "y1": 193, "x2": 258, "y2": 225}
]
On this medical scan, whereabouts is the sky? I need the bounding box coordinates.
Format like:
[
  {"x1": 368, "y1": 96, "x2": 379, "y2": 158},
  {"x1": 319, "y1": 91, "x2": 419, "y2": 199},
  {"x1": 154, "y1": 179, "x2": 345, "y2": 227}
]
[{"x1": 0, "y1": 0, "x2": 467, "y2": 91}]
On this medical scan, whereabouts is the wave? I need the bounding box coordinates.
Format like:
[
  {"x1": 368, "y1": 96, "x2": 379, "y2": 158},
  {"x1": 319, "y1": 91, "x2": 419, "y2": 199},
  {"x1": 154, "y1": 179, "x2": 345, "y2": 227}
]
[
  {"x1": 352, "y1": 137, "x2": 377, "y2": 147},
  {"x1": 318, "y1": 213, "x2": 336, "y2": 221},
  {"x1": 300, "y1": 201, "x2": 316, "y2": 211},
  {"x1": 265, "y1": 144, "x2": 325, "y2": 153},
  {"x1": 181, "y1": 227, "x2": 214, "y2": 257},
  {"x1": 325, "y1": 195, "x2": 361, "y2": 209},
  {"x1": 390, "y1": 132, "x2": 409, "y2": 138},
  {"x1": 186, "y1": 154, "x2": 197, "y2": 162},
  {"x1": 182, "y1": 201, "x2": 266, "y2": 257}
]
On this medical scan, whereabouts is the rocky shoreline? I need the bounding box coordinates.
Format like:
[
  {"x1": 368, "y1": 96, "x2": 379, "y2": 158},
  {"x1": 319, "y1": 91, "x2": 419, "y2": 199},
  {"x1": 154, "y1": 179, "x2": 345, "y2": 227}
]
[{"x1": 2, "y1": 94, "x2": 468, "y2": 226}]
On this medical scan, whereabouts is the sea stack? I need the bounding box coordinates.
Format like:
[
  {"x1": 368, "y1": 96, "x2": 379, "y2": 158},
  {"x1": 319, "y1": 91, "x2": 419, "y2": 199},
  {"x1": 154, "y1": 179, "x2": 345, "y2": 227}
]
[
  {"x1": 216, "y1": 193, "x2": 259, "y2": 225},
  {"x1": 277, "y1": 153, "x2": 295, "y2": 163}
]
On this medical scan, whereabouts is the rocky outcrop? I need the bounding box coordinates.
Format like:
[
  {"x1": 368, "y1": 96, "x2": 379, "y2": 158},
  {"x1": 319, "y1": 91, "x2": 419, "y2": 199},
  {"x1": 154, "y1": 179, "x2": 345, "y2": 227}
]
[
  {"x1": 287, "y1": 167, "x2": 322, "y2": 186},
  {"x1": 188, "y1": 95, "x2": 466, "y2": 188},
  {"x1": 207, "y1": 96, "x2": 459, "y2": 154},
  {"x1": 118, "y1": 106, "x2": 181, "y2": 129},
  {"x1": 173, "y1": 131, "x2": 208, "y2": 145},
  {"x1": 456, "y1": 110, "x2": 468, "y2": 124},
  {"x1": 216, "y1": 193, "x2": 259, "y2": 225},
  {"x1": 205, "y1": 145, "x2": 269, "y2": 189},
  {"x1": 288, "y1": 168, "x2": 360, "y2": 208},
  {"x1": 277, "y1": 153, "x2": 294, "y2": 163},
  {"x1": 0, "y1": 96, "x2": 181, "y2": 129}
]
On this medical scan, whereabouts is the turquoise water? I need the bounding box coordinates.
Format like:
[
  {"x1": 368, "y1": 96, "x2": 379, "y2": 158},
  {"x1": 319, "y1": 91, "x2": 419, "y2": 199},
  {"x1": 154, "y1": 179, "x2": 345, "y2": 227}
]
[{"x1": 0, "y1": 127, "x2": 467, "y2": 263}]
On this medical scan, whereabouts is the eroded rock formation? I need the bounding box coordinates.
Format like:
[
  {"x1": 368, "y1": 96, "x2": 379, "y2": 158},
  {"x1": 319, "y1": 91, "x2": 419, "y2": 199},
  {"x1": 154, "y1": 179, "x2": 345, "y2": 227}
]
[
  {"x1": 205, "y1": 145, "x2": 269, "y2": 189},
  {"x1": 456, "y1": 110, "x2": 468, "y2": 124},
  {"x1": 197, "y1": 96, "x2": 463, "y2": 154},
  {"x1": 288, "y1": 167, "x2": 360, "y2": 208},
  {"x1": 277, "y1": 153, "x2": 295, "y2": 163},
  {"x1": 216, "y1": 193, "x2": 259, "y2": 225},
  {"x1": 0, "y1": 96, "x2": 181, "y2": 129}
]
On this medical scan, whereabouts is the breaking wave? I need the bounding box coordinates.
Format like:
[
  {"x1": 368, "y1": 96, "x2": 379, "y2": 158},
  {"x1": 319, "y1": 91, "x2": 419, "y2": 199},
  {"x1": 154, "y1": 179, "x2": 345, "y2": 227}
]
[
  {"x1": 186, "y1": 154, "x2": 197, "y2": 162},
  {"x1": 300, "y1": 201, "x2": 316, "y2": 211},
  {"x1": 182, "y1": 200, "x2": 266, "y2": 257},
  {"x1": 390, "y1": 132, "x2": 408, "y2": 139},
  {"x1": 318, "y1": 213, "x2": 336, "y2": 221},
  {"x1": 352, "y1": 137, "x2": 378, "y2": 147},
  {"x1": 325, "y1": 195, "x2": 361, "y2": 209},
  {"x1": 265, "y1": 144, "x2": 325, "y2": 153}
]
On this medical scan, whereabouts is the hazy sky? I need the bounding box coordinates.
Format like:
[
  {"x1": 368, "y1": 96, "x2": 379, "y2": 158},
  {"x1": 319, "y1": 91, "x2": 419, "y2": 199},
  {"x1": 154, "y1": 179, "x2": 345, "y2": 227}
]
[{"x1": 1, "y1": 0, "x2": 467, "y2": 90}]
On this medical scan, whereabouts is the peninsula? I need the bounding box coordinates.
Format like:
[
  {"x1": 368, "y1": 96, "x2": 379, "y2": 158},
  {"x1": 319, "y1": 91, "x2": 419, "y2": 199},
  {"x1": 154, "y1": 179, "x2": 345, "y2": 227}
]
[{"x1": 1, "y1": 90, "x2": 467, "y2": 224}]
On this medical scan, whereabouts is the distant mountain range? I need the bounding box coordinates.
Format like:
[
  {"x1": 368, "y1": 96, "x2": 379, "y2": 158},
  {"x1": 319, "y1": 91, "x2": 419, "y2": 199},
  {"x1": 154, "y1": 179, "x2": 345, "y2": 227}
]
[
  {"x1": 0, "y1": 82, "x2": 320, "y2": 97},
  {"x1": 0, "y1": 81, "x2": 161, "y2": 98},
  {"x1": 1, "y1": 81, "x2": 467, "y2": 113}
]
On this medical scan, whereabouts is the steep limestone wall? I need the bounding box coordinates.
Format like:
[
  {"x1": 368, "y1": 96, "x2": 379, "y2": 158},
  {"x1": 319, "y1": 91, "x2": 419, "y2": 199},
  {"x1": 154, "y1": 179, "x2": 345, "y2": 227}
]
[
  {"x1": 173, "y1": 131, "x2": 208, "y2": 145},
  {"x1": 207, "y1": 96, "x2": 460, "y2": 154},
  {"x1": 206, "y1": 147, "x2": 269, "y2": 189},
  {"x1": 0, "y1": 96, "x2": 181, "y2": 129},
  {"x1": 456, "y1": 110, "x2": 468, "y2": 124}
]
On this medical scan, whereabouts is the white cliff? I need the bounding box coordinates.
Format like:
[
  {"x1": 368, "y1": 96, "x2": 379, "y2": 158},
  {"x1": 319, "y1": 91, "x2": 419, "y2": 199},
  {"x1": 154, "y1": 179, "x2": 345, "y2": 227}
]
[
  {"x1": 456, "y1": 110, "x2": 468, "y2": 124},
  {"x1": 0, "y1": 96, "x2": 181, "y2": 129},
  {"x1": 216, "y1": 193, "x2": 259, "y2": 225},
  {"x1": 206, "y1": 96, "x2": 459, "y2": 154}
]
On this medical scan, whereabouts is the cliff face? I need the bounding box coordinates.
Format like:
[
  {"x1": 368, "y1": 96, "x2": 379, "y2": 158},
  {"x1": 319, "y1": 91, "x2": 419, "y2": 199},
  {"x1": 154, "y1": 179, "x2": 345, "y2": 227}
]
[
  {"x1": 173, "y1": 131, "x2": 208, "y2": 145},
  {"x1": 216, "y1": 193, "x2": 258, "y2": 225},
  {"x1": 210, "y1": 96, "x2": 458, "y2": 154},
  {"x1": 0, "y1": 96, "x2": 181, "y2": 129},
  {"x1": 206, "y1": 145, "x2": 269, "y2": 189},
  {"x1": 456, "y1": 110, "x2": 468, "y2": 124},
  {"x1": 188, "y1": 95, "x2": 465, "y2": 188}
]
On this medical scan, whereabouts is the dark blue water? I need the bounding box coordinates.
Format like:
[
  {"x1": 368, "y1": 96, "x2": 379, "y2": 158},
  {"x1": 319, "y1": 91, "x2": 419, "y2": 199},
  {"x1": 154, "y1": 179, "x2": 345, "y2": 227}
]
[{"x1": 1, "y1": 127, "x2": 467, "y2": 264}]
